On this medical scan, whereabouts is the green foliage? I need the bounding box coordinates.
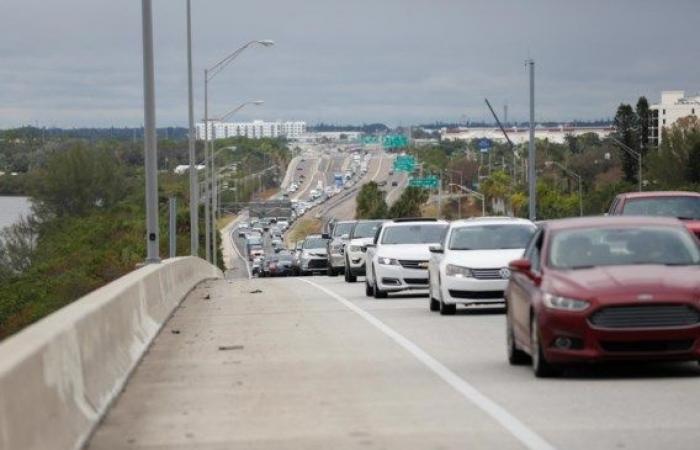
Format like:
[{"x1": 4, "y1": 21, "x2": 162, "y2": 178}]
[
  {"x1": 355, "y1": 182, "x2": 388, "y2": 219},
  {"x1": 537, "y1": 180, "x2": 579, "y2": 219},
  {"x1": 645, "y1": 117, "x2": 700, "y2": 190},
  {"x1": 614, "y1": 103, "x2": 640, "y2": 184},
  {"x1": 31, "y1": 144, "x2": 128, "y2": 218},
  {"x1": 388, "y1": 187, "x2": 429, "y2": 218}
]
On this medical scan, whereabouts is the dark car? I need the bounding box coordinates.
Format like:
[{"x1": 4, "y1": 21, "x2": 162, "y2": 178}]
[
  {"x1": 505, "y1": 216, "x2": 700, "y2": 377},
  {"x1": 608, "y1": 191, "x2": 700, "y2": 240},
  {"x1": 269, "y1": 254, "x2": 295, "y2": 276}
]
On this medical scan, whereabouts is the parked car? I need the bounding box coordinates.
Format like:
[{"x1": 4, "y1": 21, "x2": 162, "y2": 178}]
[
  {"x1": 364, "y1": 219, "x2": 449, "y2": 298},
  {"x1": 326, "y1": 220, "x2": 357, "y2": 276},
  {"x1": 428, "y1": 217, "x2": 536, "y2": 315},
  {"x1": 506, "y1": 216, "x2": 700, "y2": 377},
  {"x1": 344, "y1": 220, "x2": 385, "y2": 282},
  {"x1": 608, "y1": 191, "x2": 700, "y2": 240},
  {"x1": 299, "y1": 235, "x2": 331, "y2": 275}
]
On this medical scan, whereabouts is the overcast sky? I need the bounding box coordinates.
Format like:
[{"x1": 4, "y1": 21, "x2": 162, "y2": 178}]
[{"x1": 1, "y1": 0, "x2": 698, "y2": 128}]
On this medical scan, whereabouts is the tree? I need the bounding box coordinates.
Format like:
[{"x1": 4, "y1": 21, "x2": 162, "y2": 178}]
[
  {"x1": 613, "y1": 103, "x2": 639, "y2": 184},
  {"x1": 636, "y1": 96, "x2": 650, "y2": 152},
  {"x1": 388, "y1": 187, "x2": 428, "y2": 218},
  {"x1": 688, "y1": 141, "x2": 700, "y2": 184},
  {"x1": 31, "y1": 144, "x2": 127, "y2": 218},
  {"x1": 355, "y1": 182, "x2": 387, "y2": 219}
]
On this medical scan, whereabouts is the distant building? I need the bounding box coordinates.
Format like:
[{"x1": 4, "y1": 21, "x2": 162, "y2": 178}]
[
  {"x1": 196, "y1": 120, "x2": 306, "y2": 140},
  {"x1": 649, "y1": 91, "x2": 699, "y2": 145},
  {"x1": 294, "y1": 131, "x2": 363, "y2": 142},
  {"x1": 440, "y1": 125, "x2": 614, "y2": 145}
]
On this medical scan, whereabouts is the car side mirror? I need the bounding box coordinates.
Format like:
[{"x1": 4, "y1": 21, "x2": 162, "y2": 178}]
[
  {"x1": 321, "y1": 233, "x2": 330, "y2": 239},
  {"x1": 429, "y1": 244, "x2": 444, "y2": 254},
  {"x1": 509, "y1": 258, "x2": 531, "y2": 272}
]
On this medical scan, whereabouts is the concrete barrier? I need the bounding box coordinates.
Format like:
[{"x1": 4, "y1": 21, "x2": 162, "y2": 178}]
[{"x1": 0, "y1": 257, "x2": 222, "y2": 450}]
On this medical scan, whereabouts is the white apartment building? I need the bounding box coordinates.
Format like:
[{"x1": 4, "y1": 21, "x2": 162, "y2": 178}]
[
  {"x1": 649, "y1": 91, "x2": 699, "y2": 145},
  {"x1": 440, "y1": 125, "x2": 614, "y2": 145},
  {"x1": 196, "y1": 120, "x2": 306, "y2": 140}
]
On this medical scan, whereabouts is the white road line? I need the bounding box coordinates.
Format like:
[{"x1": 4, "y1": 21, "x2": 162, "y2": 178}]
[{"x1": 297, "y1": 278, "x2": 557, "y2": 450}]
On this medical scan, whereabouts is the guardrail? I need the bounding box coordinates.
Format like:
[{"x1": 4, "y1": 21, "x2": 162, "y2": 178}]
[{"x1": 0, "y1": 257, "x2": 222, "y2": 450}]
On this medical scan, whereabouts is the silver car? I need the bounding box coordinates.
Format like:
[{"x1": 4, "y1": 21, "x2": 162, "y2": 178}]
[{"x1": 326, "y1": 220, "x2": 357, "y2": 276}]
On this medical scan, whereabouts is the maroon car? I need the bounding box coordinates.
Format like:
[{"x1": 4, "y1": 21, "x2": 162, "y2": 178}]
[
  {"x1": 505, "y1": 216, "x2": 700, "y2": 377},
  {"x1": 608, "y1": 191, "x2": 700, "y2": 240}
]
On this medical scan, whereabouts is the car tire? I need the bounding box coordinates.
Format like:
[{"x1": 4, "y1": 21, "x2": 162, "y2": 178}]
[
  {"x1": 531, "y1": 314, "x2": 559, "y2": 378},
  {"x1": 507, "y1": 316, "x2": 530, "y2": 365},
  {"x1": 438, "y1": 280, "x2": 455, "y2": 315},
  {"x1": 365, "y1": 278, "x2": 374, "y2": 297},
  {"x1": 428, "y1": 276, "x2": 440, "y2": 312},
  {"x1": 372, "y1": 269, "x2": 388, "y2": 299}
]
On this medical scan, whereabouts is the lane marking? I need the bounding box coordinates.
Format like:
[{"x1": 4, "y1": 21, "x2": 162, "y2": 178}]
[
  {"x1": 228, "y1": 215, "x2": 252, "y2": 279},
  {"x1": 297, "y1": 278, "x2": 556, "y2": 450}
]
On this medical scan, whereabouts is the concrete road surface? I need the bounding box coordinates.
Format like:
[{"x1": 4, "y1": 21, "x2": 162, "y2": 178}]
[{"x1": 88, "y1": 273, "x2": 700, "y2": 450}]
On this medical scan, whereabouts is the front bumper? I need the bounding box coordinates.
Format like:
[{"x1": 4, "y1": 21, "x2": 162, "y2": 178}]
[
  {"x1": 347, "y1": 251, "x2": 366, "y2": 274},
  {"x1": 538, "y1": 308, "x2": 700, "y2": 364},
  {"x1": 301, "y1": 257, "x2": 328, "y2": 272},
  {"x1": 375, "y1": 265, "x2": 429, "y2": 292},
  {"x1": 442, "y1": 277, "x2": 507, "y2": 305},
  {"x1": 328, "y1": 252, "x2": 345, "y2": 269}
]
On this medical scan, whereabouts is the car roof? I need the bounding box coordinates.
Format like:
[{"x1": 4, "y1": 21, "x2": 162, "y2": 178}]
[
  {"x1": 616, "y1": 190, "x2": 700, "y2": 199},
  {"x1": 384, "y1": 219, "x2": 449, "y2": 227},
  {"x1": 449, "y1": 217, "x2": 535, "y2": 228},
  {"x1": 543, "y1": 215, "x2": 684, "y2": 231}
]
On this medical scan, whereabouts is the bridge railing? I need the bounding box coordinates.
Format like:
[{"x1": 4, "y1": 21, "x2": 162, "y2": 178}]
[{"x1": 0, "y1": 256, "x2": 222, "y2": 450}]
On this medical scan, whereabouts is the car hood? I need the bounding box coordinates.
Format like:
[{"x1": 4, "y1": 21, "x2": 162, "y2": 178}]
[
  {"x1": 445, "y1": 248, "x2": 525, "y2": 268},
  {"x1": 304, "y1": 248, "x2": 327, "y2": 257},
  {"x1": 546, "y1": 265, "x2": 700, "y2": 300},
  {"x1": 349, "y1": 237, "x2": 374, "y2": 246},
  {"x1": 377, "y1": 244, "x2": 434, "y2": 260}
]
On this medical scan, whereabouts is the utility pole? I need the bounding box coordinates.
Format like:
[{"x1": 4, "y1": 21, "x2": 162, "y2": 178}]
[
  {"x1": 186, "y1": 0, "x2": 198, "y2": 256},
  {"x1": 141, "y1": 0, "x2": 160, "y2": 263},
  {"x1": 527, "y1": 59, "x2": 536, "y2": 221},
  {"x1": 203, "y1": 71, "x2": 211, "y2": 263}
]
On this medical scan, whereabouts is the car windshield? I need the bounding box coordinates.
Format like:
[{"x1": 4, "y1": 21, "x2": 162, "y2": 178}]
[
  {"x1": 449, "y1": 224, "x2": 535, "y2": 250},
  {"x1": 352, "y1": 221, "x2": 383, "y2": 238},
  {"x1": 549, "y1": 226, "x2": 700, "y2": 270},
  {"x1": 381, "y1": 224, "x2": 447, "y2": 245},
  {"x1": 303, "y1": 238, "x2": 329, "y2": 249},
  {"x1": 332, "y1": 222, "x2": 355, "y2": 237},
  {"x1": 621, "y1": 196, "x2": 700, "y2": 220}
]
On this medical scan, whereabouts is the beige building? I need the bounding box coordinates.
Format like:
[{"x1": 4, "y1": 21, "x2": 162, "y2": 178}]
[{"x1": 649, "y1": 90, "x2": 700, "y2": 145}]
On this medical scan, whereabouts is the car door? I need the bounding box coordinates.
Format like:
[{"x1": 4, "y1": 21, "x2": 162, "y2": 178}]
[
  {"x1": 508, "y1": 229, "x2": 544, "y2": 347},
  {"x1": 429, "y1": 226, "x2": 449, "y2": 299}
]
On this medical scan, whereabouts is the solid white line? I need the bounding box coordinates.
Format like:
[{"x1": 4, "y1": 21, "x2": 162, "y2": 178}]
[{"x1": 297, "y1": 278, "x2": 557, "y2": 450}]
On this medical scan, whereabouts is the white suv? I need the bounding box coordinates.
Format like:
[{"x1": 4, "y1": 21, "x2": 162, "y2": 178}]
[
  {"x1": 364, "y1": 219, "x2": 449, "y2": 298},
  {"x1": 343, "y1": 220, "x2": 386, "y2": 282},
  {"x1": 427, "y1": 217, "x2": 536, "y2": 315}
]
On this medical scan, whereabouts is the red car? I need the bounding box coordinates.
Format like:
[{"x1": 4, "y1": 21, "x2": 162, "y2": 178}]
[
  {"x1": 608, "y1": 191, "x2": 700, "y2": 240},
  {"x1": 505, "y1": 216, "x2": 700, "y2": 377}
]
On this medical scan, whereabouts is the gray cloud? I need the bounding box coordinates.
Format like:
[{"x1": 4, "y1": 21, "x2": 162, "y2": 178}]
[{"x1": 1, "y1": 0, "x2": 698, "y2": 127}]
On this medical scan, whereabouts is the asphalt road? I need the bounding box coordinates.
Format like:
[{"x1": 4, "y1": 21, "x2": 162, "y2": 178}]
[{"x1": 87, "y1": 263, "x2": 700, "y2": 450}]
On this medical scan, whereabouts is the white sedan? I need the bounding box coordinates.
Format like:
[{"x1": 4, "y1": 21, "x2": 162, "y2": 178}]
[{"x1": 428, "y1": 217, "x2": 536, "y2": 315}]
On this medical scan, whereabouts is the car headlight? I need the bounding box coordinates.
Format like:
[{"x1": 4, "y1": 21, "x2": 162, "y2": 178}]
[
  {"x1": 378, "y1": 257, "x2": 399, "y2": 265},
  {"x1": 445, "y1": 264, "x2": 472, "y2": 278},
  {"x1": 543, "y1": 293, "x2": 590, "y2": 311},
  {"x1": 349, "y1": 245, "x2": 362, "y2": 252}
]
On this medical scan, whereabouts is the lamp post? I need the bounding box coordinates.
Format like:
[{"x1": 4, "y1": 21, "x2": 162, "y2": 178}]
[
  {"x1": 141, "y1": 0, "x2": 160, "y2": 263},
  {"x1": 545, "y1": 160, "x2": 583, "y2": 217},
  {"x1": 608, "y1": 136, "x2": 642, "y2": 192},
  {"x1": 449, "y1": 183, "x2": 485, "y2": 217},
  {"x1": 445, "y1": 169, "x2": 463, "y2": 218},
  {"x1": 203, "y1": 40, "x2": 274, "y2": 265},
  {"x1": 185, "y1": 0, "x2": 198, "y2": 256}
]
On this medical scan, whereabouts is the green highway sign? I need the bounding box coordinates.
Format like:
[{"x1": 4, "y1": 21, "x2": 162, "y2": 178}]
[
  {"x1": 393, "y1": 155, "x2": 416, "y2": 172},
  {"x1": 408, "y1": 176, "x2": 439, "y2": 188},
  {"x1": 362, "y1": 135, "x2": 380, "y2": 145},
  {"x1": 383, "y1": 134, "x2": 409, "y2": 149}
]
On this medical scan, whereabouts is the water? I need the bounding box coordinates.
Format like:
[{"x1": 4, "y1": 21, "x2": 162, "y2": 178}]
[{"x1": 0, "y1": 197, "x2": 32, "y2": 231}]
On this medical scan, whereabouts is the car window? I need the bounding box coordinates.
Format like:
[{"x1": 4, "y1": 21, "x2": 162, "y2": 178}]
[
  {"x1": 621, "y1": 196, "x2": 700, "y2": 220},
  {"x1": 332, "y1": 222, "x2": 355, "y2": 237},
  {"x1": 548, "y1": 226, "x2": 700, "y2": 270},
  {"x1": 448, "y1": 224, "x2": 535, "y2": 250},
  {"x1": 380, "y1": 224, "x2": 448, "y2": 245},
  {"x1": 352, "y1": 221, "x2": 383, "y2": 239},
  {"x1": 303, "y1": 238, "x2": 329, "y2": 249}
]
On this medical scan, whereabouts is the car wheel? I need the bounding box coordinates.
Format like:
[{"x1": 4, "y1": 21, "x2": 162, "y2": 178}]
[
  {"x1": 372, "y1": 269, "x2": 388, "y2": 299},
  {"x1": 365, "y1": 277, "x2": 374, "y2": 297},
  {"x1": 438, "y1": 279, "x2": 455, "y2": 315},
  {"x1": 428, "y1": 276, "x2": 440, "y2": 312},
  {"x1": 328, "y1": 266, "x2": 338, "y2": 277},
  {"x1": 531, "y1": 314, "x2": 559, "y2": 378},
  {"x1": 507, "y1": 315, "x2": 530, "y2": 365}
]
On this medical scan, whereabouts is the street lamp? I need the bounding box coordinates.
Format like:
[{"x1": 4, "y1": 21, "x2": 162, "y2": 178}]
[
  {"x1": 449, "y1": 183, "x2": 486, "y2": 216},
  {"x1": 445, "y1": 169, "x2": 464, "y2": 218},
  {"x1": 544, "y1": 161, "x2": 583, "y2": 217},
  {"x1": 608, "y1": 136, "x2": 642, "y2": 192},
  {"x1": 203, "y1": 40, "x2": 274, "y2": 265}
]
